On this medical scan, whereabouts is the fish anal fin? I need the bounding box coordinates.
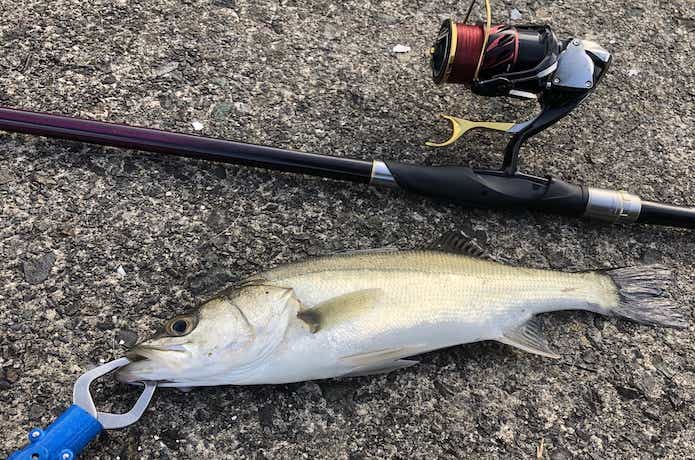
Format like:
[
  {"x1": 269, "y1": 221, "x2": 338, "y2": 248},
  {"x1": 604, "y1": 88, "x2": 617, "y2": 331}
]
[
  {"x1": 431, "y1": 231, "x2": 490, "y2": 259},
  {"x1": 497, "y1": 316, "x2": 560, "y2": 359},
  {"x1": 341, "y1": 359, "x2": 419, "y2": 377},
  {"x1": 297, "y1": 288, "x2": 382, "y2": 333}
]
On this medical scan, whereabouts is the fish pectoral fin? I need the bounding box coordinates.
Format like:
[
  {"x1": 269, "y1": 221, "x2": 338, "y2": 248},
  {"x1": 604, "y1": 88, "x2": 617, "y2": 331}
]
[
  {"x1": 497, "y1": 316, "x2": 560, "y2": 359},
  {"x1": 339, "y1": 345, "x2": 421, "y2": 365},
  {"x1": 297, "y1": 288, "x2": 382, "y2": 333},
  {"x1": 341, "y1": 359, "x2": 419, "y2": 377},
  {"x1": 338, "y1": 346, "x2": 423, "y2": 377}
]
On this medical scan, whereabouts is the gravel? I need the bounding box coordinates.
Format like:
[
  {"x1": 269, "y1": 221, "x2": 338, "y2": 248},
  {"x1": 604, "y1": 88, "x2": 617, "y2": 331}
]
[{"x1": 1, "y1": 0, "x2": 694, "y2": 458}]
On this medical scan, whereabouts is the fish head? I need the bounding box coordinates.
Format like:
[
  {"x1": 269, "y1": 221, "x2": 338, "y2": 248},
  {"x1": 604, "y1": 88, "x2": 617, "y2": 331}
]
[{"x1": 117, "y1": 283, "x2": 299, "y2": 386}]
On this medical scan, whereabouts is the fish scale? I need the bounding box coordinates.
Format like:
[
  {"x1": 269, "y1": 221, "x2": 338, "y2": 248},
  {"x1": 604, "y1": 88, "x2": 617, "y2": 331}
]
[
  {"x1": 266, "y1": 250, "x2": 615, "y2": 321},
  {"x1": 230, "y1": 251, "x2": 612, "y2": 383}
]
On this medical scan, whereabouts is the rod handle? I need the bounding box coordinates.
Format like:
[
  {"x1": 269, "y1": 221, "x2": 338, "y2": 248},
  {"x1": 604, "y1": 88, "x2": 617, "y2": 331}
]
[
  {"x1": 384, "y1": 162, "x2": 588, "y2": 216},
  {"x1": 8, "y1": 405, "x2": 103, "y2": 460}
]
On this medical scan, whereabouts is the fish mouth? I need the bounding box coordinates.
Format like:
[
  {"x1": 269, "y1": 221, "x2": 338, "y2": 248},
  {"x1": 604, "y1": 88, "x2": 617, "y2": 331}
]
[
  {"x1": 125, "y1": 349, "x2": 149, "y2": 363},
  {"x1": 117, "y1": 344, "x2": 186, "y2": 384}
]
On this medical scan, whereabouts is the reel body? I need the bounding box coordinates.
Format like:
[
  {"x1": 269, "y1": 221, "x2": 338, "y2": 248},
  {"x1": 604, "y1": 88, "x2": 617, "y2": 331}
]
[{"x1": 427, "y1": 18, "x2": 611, "y2": 175}]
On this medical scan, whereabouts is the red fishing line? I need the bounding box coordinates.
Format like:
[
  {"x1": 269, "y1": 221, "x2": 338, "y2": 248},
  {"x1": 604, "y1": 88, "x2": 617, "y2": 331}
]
[
  {"x1": 444, "y1": 23, "x2": 520, "y2": 84},
  {"x1": 447, "y1": 23, "x2": 485, "y2": 84}
]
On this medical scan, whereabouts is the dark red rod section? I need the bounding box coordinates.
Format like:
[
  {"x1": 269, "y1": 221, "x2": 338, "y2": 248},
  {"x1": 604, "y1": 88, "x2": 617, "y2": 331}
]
[{"x1": 0, "y1": 106, "x2": 373, "y2": 183}]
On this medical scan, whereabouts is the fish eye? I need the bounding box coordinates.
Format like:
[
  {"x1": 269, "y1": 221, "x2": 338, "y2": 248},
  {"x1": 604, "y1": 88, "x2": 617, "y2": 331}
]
[
  {"x1": 172, "y1": 320, "x2": 188, "y2": 333},
  {"x1": 165, "y1": 316, "x2": 194, "y2": 337}
]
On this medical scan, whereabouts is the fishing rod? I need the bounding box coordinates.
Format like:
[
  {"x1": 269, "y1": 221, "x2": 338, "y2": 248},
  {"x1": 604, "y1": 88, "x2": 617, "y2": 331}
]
[{"x1": 0, "y1": 10, "x2": 693, "y2": 229}]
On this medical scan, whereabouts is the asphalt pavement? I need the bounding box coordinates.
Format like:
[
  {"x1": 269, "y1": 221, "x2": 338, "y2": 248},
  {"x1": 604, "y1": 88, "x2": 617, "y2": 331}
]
[{"x1": 1, "y1": 0, "x2": 694, "y2": 458}]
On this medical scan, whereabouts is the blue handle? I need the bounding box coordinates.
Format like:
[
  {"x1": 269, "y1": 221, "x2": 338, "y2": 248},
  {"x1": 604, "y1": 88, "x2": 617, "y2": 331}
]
[{"x1": 9, "y1": 405, "x2": 103, "y2": 460}]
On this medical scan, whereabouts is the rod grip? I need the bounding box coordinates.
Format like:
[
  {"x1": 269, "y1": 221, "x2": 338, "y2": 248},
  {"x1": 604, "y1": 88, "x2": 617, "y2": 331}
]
[
  {"x1": 9, "y1": 405, "x2": 103, "y2": 460},
  {"x1": 385, "y1": 162, "x2": 588, "y2": 216}
]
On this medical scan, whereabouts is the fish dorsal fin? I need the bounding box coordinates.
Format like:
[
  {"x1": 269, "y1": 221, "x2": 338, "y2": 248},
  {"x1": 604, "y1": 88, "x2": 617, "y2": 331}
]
[
  {"x1": 328, "y1": 247, "x2": 399, "y2": 256},
  {"x1": 338, "y1": 346, "x2": 423, "y2": 377},
  {"x1": 497, "y1": 316, "x2": 560, "y2": 359},
  {"x1": 297, "y1": 288, "x2": 382, "y2": 333},
  {"x1": 430, "y1": 232, "x2": 489, "y2": 259}
]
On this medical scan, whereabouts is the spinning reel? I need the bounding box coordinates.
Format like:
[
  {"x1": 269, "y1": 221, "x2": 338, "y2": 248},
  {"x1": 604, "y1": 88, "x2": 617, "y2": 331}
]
[{"x1": 427, "y1": 0, "x2": 611, "y2": 175}]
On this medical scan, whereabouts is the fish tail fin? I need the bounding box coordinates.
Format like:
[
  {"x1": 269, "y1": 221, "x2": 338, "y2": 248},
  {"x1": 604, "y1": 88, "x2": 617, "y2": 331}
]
[{"x1": 606, "y1": 265, "x2": 688, "y2": 329}]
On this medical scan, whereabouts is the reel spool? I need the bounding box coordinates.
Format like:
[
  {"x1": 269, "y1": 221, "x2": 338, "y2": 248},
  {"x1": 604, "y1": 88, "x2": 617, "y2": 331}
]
[
  {"x1": 427, "y1": 0, "x2": 611, "y2": 174},
  {"x1": 431, "y1": 20, "x2": 560, "y2": 96}
]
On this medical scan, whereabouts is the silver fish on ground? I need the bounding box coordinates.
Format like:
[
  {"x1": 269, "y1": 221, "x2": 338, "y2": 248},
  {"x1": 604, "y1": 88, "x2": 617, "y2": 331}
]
[{"x1": 118, "y1": 234, "x2": 688, "y2": 387}]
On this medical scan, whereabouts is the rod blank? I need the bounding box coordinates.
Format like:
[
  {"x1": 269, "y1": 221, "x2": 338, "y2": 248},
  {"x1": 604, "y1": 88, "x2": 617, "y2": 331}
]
[{"x1": 0, "y1": 107, "x2": 373, "y2": 183}]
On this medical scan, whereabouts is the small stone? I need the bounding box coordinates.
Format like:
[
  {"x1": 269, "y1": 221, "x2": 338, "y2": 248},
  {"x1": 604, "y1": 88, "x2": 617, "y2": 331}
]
[
  {"x1": 192, "y1": 121, "x2": 204, "y2": 131},
  {"x1": 212, "y1": 102, "x2": 233, "y2": 120},
  {"x1": 194, "y1": 409, "x2": 208, "y2": 422},
  {"x1": 643, "y1": 406, "x2": 660, "y2": 421},
  {"x1": 0, "y1": 380, "x2": 11, "y2": 391},
  {"x1": 96, "y1": 318, "x2": 114, "y2": 331},
  {"x1": 58, "y1": 224, "x2": 77, "y2": 237},
  {"x1": 392, "y1": 44, "x2": 411, "y2": 53},
  {"x1": 5, "y1": 369, "x2": 18, "y2": 383},
  {"x1": 615, "y1": 385, "x2": 641, "y2": 400},
  {"x1": 29, "y1": 405, "x2": 44, "y2": 419},
  {"x1": 117, "y1": 329, "x2": 139, "y2": 348},
  {"x1": 319, "y1": 381, "x2": 354, "y2": 403},
  {"x1": 212, "y1": 165, "x2": 227, "y2": 179},
  {"x1": 323, "y1": 24, "x2": 340, "y2": 40},
  {"x1": 535, "y1": 7, "x2": 553, "y2": 21},
  {"x1": 116, "y1": 265, "x2": 127, "y2": 279},
  {"x1": 296, "y1": 382, "x2": 323, "y2": 399},
  {"x1": 271, "y1": 18, "x2": 284, "y2": 34},
  {"x1": 102, "y1": 75, "x2": 117, "y2": 84},
  {"x1": 377, "y1": 14, "x2": 399, "y2": 25},
  {"x1": 153, "y1": 61, "x2": 179, "y2": 78},
  {"x1": 668, "y1": 389, "x2": 683, "y2": 410},
  {"x1": 258, "y1": 405, "x2": 275, "y2": 428},
  {"x1": 626, "y1": 7, "x2": 644, "y2": 17},
  {"x1": 550, "y1": 448, "x2": 573, "y2": 460},
  {"x1": 60, "y1": 303, "x2": 80, "y2": 316},
  {"x1": 22, "y1": 253, "x2": 56, "y2": 284},
  {"x1": 233, "y1": 102, "x2": 252, "y2": 114},
  {"x1": 0, "y1": 170, "x2": 15, "y2": 185},
  {"x1": 206, "y1": 209, "x2": 227, "y2": 231},
  {"x1": 636, "y1": 373, "x2": 661, "y2": 400},
  {"x1": 581, "y1": 350, "x2": 597, "y2": 364},
  {"x1": 33, "y1": 174, "x2": 57, "y2": 185},
  {"x1": 510, "y1": 8, "x2": 522, "y2": 20}
]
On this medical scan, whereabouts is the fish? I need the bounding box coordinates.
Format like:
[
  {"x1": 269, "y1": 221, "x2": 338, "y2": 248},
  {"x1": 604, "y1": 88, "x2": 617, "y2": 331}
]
[{"x1": 117, "y1": 234, "x2": 687, "y2": 387}]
